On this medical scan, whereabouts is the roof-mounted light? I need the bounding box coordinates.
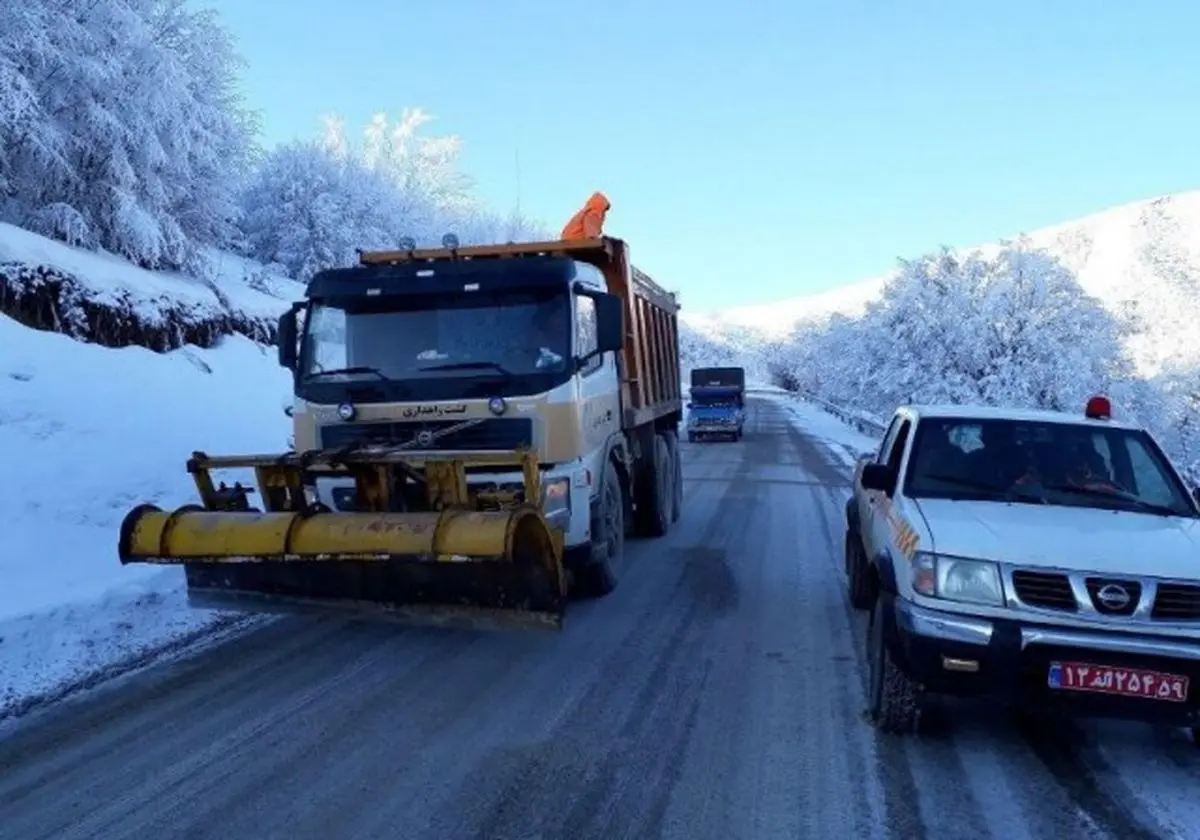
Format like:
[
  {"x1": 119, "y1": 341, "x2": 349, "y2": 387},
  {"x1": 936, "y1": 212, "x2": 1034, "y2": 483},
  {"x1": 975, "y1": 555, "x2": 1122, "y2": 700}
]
[
  {"x1": 442, "y1": 233, "x2": 460, "y2": 250},
  {"x1": 1085, "y1": 395, "x2": 1112, "y2": 420},
  {"x1": 398, "y1": 236, "x2": 416, "y2": 251}
]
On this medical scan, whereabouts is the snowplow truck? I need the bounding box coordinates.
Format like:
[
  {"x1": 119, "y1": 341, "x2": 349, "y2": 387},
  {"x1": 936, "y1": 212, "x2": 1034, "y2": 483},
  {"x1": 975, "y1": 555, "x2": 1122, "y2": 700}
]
[{"x1": 117, "y1": 235, "x2": 684, "y2": 631}]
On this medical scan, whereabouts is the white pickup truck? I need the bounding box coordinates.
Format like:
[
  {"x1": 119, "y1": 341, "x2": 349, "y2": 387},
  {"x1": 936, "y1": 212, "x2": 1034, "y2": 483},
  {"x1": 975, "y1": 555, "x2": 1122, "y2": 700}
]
[{"x1": 844, "y1": 396, "x2": 1200, "y2": 739}]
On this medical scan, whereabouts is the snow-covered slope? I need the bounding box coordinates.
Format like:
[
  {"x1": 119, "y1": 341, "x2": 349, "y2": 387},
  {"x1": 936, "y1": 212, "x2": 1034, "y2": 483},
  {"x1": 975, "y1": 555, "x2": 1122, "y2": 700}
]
[
  {"x1": 0, "y1": 225, "x2": 297, "y2": 718},
  {"x1": 686, "y1": 190, "x2": 1200, "y2": 376}
]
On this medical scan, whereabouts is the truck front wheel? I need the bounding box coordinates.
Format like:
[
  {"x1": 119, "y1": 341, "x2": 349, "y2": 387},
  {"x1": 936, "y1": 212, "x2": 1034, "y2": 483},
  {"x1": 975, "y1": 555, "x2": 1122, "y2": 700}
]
[
  {"x1": 575, "y1": 458, "x2": 624, "y2": 598},
  {"x1": 866, "y1": 595, "x2": 923, "y2": 734}
]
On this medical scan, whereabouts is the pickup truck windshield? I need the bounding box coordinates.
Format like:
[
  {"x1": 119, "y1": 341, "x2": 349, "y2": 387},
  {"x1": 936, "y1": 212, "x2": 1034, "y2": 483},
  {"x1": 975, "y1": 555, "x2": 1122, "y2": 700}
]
[
  {"x1": 905, "y1": 417, "x2": 1197, "y2": 517},
  {"x1": 301, "y1": 290, "x2": 570, "y2": 382}
]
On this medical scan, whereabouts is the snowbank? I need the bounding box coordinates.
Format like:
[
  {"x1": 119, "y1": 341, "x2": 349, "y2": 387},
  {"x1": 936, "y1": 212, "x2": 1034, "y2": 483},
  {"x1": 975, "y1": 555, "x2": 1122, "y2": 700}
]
[
  {"x1": 0, "y1": 223, "x2": 305, "y2": 719},
  {"x1": 766, "y1": 392, "x2": 881, "y2": 468},
  {"x1": 0, "y1": 313, "x2": 290, "y2": 716},
  {"x1": 0, "y1": 222, "x2": 304, "y2": 352}
]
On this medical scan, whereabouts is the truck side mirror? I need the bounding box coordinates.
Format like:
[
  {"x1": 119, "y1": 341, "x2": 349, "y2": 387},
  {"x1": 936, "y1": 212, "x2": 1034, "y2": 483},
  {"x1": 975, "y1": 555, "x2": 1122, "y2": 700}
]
[
  {"x1": 860, "y1": 463, "x2": 897, "y2": 494},
  {"x1": 593, "y1": 293, "x2": 624, "y2": 355},
  {"x1": 277, "y1": 304, "x2": 300, "y2": 370}
]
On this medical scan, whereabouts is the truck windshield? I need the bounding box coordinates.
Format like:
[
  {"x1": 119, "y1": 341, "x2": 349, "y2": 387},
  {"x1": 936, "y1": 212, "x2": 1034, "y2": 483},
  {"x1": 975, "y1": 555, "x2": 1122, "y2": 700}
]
[
  {"x1": 301, "y1": 290, "x2": 570, "y2": 382},
  {"x1": 904, "y1": 418, "x2": 1197, "y2": 517}
]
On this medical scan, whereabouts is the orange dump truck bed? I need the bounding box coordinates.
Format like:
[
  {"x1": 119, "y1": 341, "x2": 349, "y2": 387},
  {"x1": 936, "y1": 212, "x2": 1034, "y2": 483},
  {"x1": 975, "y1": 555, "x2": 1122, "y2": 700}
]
[{"x1": 358, "y1": 236, "x2": 682, "y2": 430}]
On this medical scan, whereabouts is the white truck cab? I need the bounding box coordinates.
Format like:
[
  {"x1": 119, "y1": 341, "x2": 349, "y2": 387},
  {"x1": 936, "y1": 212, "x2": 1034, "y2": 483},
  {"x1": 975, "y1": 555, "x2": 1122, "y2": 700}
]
[{"x1": 844, "y1": 396, "x2": 1200, "y2": 738}]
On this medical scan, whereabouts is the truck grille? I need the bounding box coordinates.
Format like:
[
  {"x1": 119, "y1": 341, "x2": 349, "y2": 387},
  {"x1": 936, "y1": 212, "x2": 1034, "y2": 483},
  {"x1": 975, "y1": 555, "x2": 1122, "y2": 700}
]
[
  {"x1": 1152, "y1": 583, "x2": 1200, "y2": 621},
  {"x1": 319, "y1": 418, "x2": 534, "y2": 452},
  {"x1": 1084, "y1": 577, "x2": 1142, "y2": 616},
  {"x1": 1011, "y1": 570, "x2": 1077, "y2": 611}
]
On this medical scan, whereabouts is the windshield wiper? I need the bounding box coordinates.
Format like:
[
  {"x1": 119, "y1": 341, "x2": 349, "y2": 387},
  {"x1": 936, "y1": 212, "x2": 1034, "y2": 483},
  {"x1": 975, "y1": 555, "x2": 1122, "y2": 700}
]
[
  {"x1": 1041, "y1": 483, "x2": 1181, "y2": 517},
  {"x1": 921, "y1": 473, "x2": 1047, "y2": 504},
  {"x1": 307, "y1": 366, "x2": 388, "y2": 380},
  {"x1": 418, "y1": 361, "x2": 515, "y2": 377}
]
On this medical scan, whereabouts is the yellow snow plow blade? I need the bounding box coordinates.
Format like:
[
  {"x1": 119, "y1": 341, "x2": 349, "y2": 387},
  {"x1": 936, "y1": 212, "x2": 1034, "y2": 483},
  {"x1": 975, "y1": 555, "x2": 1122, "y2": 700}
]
[{"x1": 117, "y1": 447, "x2": 567, "y2": 631}]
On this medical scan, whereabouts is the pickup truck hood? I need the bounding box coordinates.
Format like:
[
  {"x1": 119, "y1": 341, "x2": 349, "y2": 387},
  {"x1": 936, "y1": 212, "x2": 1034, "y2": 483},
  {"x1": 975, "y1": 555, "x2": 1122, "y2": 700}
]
[{"x1": 913, "y1": 498, "x2": 1200, "y2": 579}]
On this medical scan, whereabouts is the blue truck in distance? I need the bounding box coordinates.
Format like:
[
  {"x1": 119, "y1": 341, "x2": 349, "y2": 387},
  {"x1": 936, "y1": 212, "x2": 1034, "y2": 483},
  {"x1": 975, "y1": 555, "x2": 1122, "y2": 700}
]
[{"x1": 686, "y1": 366, "x2": 746, "y2": 442}]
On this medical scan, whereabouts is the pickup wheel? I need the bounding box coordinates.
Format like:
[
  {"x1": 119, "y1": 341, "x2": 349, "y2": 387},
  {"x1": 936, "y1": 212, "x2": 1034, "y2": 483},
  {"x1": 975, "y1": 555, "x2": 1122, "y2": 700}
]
[
  {"x1": 575, "y1": 458, "x2": 624, "y2": 598},
  {"x1": 866, "y1": 594, "x2": 923, "y2": 734},
  {"x1": 845, "y1": 530, "x2": 873, "y2": 610}
]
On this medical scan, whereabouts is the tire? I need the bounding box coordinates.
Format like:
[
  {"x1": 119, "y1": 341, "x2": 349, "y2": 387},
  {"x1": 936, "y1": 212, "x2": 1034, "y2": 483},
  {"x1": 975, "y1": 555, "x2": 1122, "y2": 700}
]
[
  {"x1": 866, "y1": 595, "x2": 923, "y2": 734},
  {"x1": 634, "y1": 433, "x2": 672, "y2": 538},
  {"x1": 846, "y1": 530, "x2": 873, "y2": 610},
  {"x1": 664, "y1": 430, "x2": 683, "y2": 524},
  {"x1": 574, "y1": 458, "x2": 624, "y2": 598}
]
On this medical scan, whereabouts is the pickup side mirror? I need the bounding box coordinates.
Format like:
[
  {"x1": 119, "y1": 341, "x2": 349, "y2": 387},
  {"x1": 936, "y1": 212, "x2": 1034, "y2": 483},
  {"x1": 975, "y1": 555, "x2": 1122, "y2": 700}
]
[
  {"x1": 277, "y1": 304, "x2": 301, "y2": 370},
  {"x1": 593, "y1": 293, "x2": 625, "y2": 355},
  {"x1": 860, "y1": 462, "x2": 898, "y2": 495}
]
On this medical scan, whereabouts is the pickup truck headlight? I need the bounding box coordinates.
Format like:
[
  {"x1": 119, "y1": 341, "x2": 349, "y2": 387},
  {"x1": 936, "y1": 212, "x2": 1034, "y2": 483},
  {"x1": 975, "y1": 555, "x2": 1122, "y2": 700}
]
[
  {"x1": 912, "y1": 552, "x2": 1004, "y2": 607},
  {"x1": 541, "y1": 478, "x2": 570, "y2": 519}
]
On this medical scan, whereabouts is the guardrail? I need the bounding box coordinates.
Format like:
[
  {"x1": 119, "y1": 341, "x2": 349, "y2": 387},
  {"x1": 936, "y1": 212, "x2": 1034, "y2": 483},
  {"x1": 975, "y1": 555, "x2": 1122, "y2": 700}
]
[{"x1": 777, "y1": 389, "x2": 890, "y2": 437}]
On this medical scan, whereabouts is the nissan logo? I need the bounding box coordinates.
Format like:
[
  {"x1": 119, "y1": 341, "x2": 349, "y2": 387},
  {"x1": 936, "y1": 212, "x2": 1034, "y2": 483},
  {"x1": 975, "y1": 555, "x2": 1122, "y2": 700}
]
[
  {"x1": 415, "y1": 430, "x2": 435, "y2": 447},
  {"x1": 1096, "y1": 583, "x2": 1132, "y2": 610}
]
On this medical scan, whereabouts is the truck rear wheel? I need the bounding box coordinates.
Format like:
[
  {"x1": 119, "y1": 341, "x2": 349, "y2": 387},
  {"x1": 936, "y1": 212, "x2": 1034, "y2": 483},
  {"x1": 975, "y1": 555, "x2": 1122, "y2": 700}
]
[
  {"x1": 634, "y1": 433, "x2": 672, "y2": 538},
  {"x1": 663, "y1": 430, "x2": 682, "y2": 523},
  {"x1": 575, "y1": 458, "x2": 624, "y2": 598}
]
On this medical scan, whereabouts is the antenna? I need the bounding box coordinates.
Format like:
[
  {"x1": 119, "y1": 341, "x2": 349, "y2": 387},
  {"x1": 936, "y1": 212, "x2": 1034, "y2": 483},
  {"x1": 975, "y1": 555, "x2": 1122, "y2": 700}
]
[{"x1": 514, "y1": 144, "x2": 522, "y2": 216}]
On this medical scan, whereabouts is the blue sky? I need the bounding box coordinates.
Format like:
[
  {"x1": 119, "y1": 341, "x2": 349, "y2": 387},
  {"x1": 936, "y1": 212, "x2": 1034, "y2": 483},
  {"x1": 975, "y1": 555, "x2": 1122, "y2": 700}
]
[{"x1": 208, "y1": 0, "x2": 1200, "y2": 314}]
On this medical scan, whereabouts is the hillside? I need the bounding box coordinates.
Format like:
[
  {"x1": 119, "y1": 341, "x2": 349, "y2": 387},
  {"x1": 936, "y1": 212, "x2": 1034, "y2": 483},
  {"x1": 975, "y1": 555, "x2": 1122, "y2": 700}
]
[{"x1": 686, "y1": 190, "x2": 1200, "y2": 377}]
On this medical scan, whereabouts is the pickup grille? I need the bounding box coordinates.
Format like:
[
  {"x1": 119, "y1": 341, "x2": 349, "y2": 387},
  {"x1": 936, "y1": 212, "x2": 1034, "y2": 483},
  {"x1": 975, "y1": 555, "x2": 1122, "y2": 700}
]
[
  {"x1": 1152, "y1": 583, "x2": 1200, "y2": 621},
  {"x1": 1011, "y1": 570, "x2": 1077, "y2": 611},
  {"x1": 319, "y1": 418, "x2": 534, "y2": 452},
  {"x1": 1084, "y1": 577, "x2": 1142, "y2": 616}
]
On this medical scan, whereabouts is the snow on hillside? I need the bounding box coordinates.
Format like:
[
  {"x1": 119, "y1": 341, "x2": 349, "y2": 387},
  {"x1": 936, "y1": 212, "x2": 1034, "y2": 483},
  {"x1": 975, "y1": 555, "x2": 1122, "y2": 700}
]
[
  {"x1": 688, "y1": 190, "x2": 1200, "y2": 377},
  {"x1": 0, "y1": 224, "x2": 300, "y2": 719}
]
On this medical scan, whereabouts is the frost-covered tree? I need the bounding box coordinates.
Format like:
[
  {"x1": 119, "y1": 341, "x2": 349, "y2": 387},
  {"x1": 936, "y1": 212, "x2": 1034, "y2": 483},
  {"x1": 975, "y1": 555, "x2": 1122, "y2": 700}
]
[
  {"x1": 0, "y1": 0, "x2": 257, "y2": 271},
  {"x1": 239, "y1": 110, "x2": 542, "y2": 279},
  {"x1": 781, "y1": 241, "x2": 1138, "y2": 421},
  {"x1": 239, "y1": 140, "x2": 410, "y2": 280}
]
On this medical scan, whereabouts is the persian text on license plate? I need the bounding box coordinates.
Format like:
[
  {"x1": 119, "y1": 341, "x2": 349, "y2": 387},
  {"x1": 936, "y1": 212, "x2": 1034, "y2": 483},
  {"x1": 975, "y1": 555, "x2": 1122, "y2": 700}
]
[{"x1": 1047, "y1": 661, "x2": 1189, "y2": 703}]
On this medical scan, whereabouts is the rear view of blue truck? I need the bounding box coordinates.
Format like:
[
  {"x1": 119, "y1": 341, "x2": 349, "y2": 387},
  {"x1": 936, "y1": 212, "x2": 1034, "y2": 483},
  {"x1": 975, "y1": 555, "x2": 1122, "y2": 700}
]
[{"x1": 686, "y1": 367, "x2": 746, "y2": 442}]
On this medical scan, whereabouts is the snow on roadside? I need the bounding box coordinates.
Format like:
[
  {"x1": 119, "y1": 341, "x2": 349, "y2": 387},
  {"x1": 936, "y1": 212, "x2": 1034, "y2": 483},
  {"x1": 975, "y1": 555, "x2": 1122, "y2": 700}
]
[
  {"x1": 764, "y1": 392, "x2": 881, "y2": 468},
  {"x1": 0, "y1": 222, "x2": 303, "y2": 323},
  {"x1": 0, "y1": 313, "x2": 289, "y2": 718}
]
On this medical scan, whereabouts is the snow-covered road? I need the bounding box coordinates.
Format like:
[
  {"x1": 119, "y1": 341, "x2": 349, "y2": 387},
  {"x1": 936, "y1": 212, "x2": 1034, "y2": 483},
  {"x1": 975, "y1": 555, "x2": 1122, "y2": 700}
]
[{"x1": 2, "y1": 396, "x2": 1198, "y2": 839}]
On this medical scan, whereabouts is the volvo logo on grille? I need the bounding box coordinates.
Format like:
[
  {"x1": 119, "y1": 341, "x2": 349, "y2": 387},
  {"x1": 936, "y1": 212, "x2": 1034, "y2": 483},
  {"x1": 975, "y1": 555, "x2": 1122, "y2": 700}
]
[
  {"x1": 415, "y1": 430, "x2": 435, "y2": 447},
  {"x1": 1096, "y1": 583, "x2": 1132, "y2": 611}
]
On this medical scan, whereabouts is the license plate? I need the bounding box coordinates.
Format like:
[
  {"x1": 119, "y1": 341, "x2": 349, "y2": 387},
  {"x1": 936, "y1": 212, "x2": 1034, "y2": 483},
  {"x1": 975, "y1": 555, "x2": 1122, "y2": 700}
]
[{"x1": 1047, "y1": 660, "x2": 1189, "y2": 703}]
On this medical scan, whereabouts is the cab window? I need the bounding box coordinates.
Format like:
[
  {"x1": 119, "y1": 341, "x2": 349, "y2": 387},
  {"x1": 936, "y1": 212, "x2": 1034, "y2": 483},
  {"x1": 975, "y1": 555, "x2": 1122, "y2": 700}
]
[
  {"x1": 575, "y1": 295, "x2": 601, "y2": 376},
  {"x1": 903, "y1": 418, "x2": 1196, "y2": 516}
]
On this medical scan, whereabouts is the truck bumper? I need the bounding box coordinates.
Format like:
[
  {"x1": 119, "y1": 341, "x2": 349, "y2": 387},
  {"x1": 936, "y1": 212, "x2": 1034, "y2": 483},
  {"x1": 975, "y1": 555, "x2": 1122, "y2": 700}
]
[{"x1": 889, "y1": 598, "x2": 1200, "y2": 727}]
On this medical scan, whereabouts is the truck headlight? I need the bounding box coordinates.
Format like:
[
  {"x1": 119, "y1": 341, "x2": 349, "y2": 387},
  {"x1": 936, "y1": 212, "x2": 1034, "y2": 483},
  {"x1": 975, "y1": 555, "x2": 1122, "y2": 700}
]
[
  {"x1": 541, "y1": 478, "x2": 570, "y2": 519},
  {"x1": 912, "y1": 552, "x2": 1004, "y2": 607}
]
